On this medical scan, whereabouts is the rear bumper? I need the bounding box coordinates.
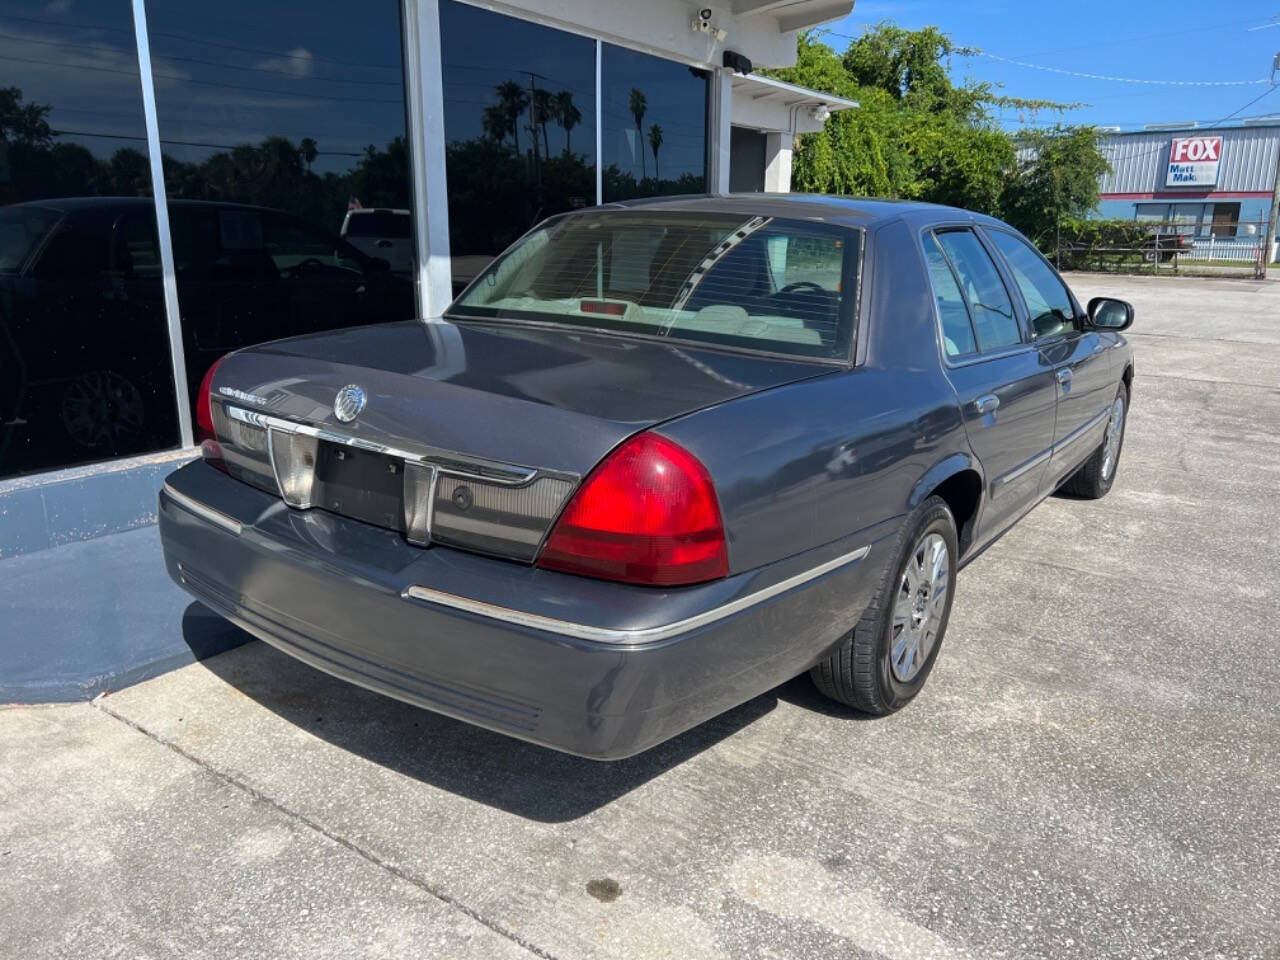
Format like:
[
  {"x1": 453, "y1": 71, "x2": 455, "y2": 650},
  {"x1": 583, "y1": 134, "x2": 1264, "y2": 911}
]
[{"x1": 158, "y1": 460, "x2": 888, "y2": 759}]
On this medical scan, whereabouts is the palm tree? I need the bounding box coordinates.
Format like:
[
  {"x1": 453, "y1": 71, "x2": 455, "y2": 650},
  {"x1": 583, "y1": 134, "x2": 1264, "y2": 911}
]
[
  {"x1": 531, "y1": 88, "x2": 555, "y2": 160},
  {"x1": 555, "y1": 90, "x2": 581, "y2": 156},
  {"x1": 648, "y1": 124, "x2": 663, "y2": 183},
  {"x1": 494, "y1": 80, "x2": 528, "y2": 155},
  {"x1": 628, "y1": 88, "x2": 647, "y2": 179},
  {"x1": 299, "y1": 137, "x2": 317, "y2": 172},
  {"x1": 482, "y1": 104, "x2": 509, "y2": 145}
]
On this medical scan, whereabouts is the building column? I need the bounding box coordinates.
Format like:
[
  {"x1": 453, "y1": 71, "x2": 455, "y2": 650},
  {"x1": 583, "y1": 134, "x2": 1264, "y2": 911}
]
[
  {"x1": 708, "y1": 69, "x2": 733, "y2": 195},
  {"x1": 403, "y1": 0, "x2": 454, "y2": 319},
  {"x1": 764, "y1": 131, "x2": 793, "y2": 193}
]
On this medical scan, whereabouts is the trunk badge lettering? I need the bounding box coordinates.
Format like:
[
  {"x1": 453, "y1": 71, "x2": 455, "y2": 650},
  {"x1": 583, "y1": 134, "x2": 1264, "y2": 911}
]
[{"x1": 334, "y1": 384, "x2": 366, "y2": 423}]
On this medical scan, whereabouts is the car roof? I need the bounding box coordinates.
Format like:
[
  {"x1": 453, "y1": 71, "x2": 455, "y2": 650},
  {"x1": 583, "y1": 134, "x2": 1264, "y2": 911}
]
[
  {"x1": 603, "y1": 193, "x2": 1006, "y2": 231},
  {"x1": 4, "y1": 196, "x2": 284, "y2": 215}
]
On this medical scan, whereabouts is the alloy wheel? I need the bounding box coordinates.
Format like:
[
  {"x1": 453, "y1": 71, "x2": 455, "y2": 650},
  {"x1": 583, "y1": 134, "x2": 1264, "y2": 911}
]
[
  {"x1": 890, "y1": 532, "x2": 950, "y2": 683},
  {"x1": 1101, "y1": 394, "x2": 1125, "y2": 481}
]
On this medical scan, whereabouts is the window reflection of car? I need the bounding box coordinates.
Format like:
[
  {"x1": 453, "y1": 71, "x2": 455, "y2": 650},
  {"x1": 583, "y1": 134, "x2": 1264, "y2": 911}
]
[
  {"x1": 340, "y1": 208, "x2": 414, "y2": 275},
  {"x1": 0, "y1": 197, "x2": 412, "y2": 478},
  {"x1": 0, "y1": 198, "x2": 179, "y2": 474}
]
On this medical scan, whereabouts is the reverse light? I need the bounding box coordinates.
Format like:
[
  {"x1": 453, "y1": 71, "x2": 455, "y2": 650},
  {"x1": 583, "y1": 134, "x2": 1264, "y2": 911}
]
[
  {"x1": 268, "y1": 428, "x2": 319, "y2": 508},
  {"x1": 537, "y1": 433, "x2": 729, "y2": 587}
]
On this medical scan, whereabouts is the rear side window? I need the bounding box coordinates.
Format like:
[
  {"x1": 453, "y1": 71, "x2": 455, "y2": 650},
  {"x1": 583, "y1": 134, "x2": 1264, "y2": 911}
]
[
  {"x1": 451, "y1": 211, "x2": 860, "y2": 360},
  {"x1": 934, "y1": 230, "x2": 1022, "y2": 353},
  {"x1": 986, "y1": 229, "x2": 1077, "y2": 340},
  {"x1": 923, "y1": 235, "x2": 977, "y2": 357}
]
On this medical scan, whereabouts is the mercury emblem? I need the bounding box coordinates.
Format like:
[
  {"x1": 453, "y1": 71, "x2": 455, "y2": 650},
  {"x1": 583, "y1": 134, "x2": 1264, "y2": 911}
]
[{"x1": 333, "y1": 384, "x2": 366, "y2": 423}]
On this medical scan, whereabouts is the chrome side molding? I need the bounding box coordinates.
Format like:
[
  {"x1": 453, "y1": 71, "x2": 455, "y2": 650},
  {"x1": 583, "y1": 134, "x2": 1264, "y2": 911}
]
[
  {"x1": 162, "y1": 483, "x2": 242, "y2": 535},
  {"x1": 1052, "y1": 407, "x2": 1110, "y2": 458},
  {"x1": 402, "y1": 544, "x2": 871, "y2": 646}
]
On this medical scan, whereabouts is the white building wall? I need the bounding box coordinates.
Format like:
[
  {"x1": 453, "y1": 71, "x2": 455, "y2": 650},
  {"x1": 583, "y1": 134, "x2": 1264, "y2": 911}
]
[{"x1": 453, "y1": 0, "x2": 805, "y2": 69}]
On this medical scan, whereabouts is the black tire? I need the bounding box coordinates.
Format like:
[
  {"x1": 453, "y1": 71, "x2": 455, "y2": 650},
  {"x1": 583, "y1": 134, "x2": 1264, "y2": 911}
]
[
  {"x1": 1063, "y1": 381, "x2": 1128, "y2": 500},
  {"x1": 810, "y1": 496, "x2": 958, "y2": 715}
]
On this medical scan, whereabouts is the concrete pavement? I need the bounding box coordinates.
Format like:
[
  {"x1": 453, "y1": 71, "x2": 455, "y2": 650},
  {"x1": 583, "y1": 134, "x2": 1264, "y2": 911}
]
[{"x1": 3, "y1": 276, "x2": 1278, "y2": 959}]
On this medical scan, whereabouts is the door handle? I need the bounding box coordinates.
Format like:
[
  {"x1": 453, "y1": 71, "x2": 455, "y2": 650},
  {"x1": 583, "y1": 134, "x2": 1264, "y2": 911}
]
[
  {"x1": 974, "y1": 394, "x2": 1000, "y2": 415},
  {"x1": 1056, "y1": 368, "x2": 1072, "y2": 385}
]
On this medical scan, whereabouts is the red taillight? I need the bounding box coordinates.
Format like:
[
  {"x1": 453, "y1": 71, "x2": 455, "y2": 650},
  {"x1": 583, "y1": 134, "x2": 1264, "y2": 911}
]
[
  {"x1": 537, "y1": 433, "x2": 729, "y2": 586},
  {"x1": 195, "y1": 356, "x2": 225, "y2": 443}
]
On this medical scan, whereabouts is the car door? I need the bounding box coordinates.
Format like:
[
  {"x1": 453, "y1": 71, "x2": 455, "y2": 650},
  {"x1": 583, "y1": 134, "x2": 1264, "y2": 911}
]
[
  {"x1": 925, "y1": 228, "x2": 1059, "y2": 539},
  {"x1": 984, "y1": 227, "x2": 1113, "y2": 488}
]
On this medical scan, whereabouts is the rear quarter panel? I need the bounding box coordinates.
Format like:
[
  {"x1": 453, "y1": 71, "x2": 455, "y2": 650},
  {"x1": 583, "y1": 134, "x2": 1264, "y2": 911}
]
[{"x1": 657, "y1": 218, "x2": 974, "y2": 573}]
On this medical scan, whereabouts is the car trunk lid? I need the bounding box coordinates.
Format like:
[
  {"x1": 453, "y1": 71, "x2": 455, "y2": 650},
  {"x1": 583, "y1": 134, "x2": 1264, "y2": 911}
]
[{"x1": 208, "y1": 319, "x2": 836, "y2": 561}]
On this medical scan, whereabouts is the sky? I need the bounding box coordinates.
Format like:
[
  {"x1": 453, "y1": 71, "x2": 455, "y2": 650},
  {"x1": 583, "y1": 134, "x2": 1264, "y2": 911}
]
[{"x1": 820, "y1": 2, "x2": 1280, "y2": 131}]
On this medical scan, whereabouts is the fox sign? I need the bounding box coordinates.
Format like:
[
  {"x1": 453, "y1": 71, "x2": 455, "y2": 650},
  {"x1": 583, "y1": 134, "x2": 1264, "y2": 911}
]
[{"x1": 1166, "y1": 136, "x2": 1223, "y2": 187}]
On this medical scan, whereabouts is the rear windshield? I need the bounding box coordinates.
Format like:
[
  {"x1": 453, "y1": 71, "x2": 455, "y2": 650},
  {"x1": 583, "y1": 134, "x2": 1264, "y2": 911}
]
[
  {"x1": 0, "y1": 206, "x2": 61, "y2": 273},
  {"x1": 449, "y1": 211, "x2": 860, "y2": 360},
  {"x1": 343, "y1": 210, "x2": 411, "y2": 239}
]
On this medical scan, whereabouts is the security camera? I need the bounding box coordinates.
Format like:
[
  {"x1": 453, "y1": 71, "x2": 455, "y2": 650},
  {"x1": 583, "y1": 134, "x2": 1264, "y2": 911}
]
[
  {"x1": 699, "y1": 7, "x2": 713, "y2": 19},
  {"x1": 692, "y1": 11, "x2": 712, "y2": 33}
]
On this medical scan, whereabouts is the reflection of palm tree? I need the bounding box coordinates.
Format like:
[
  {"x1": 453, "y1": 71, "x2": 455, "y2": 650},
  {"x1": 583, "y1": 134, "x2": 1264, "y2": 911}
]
[
  {"x1": 482, "y1": 104, "x2": 508, "y2": 145},
  {"x1": 555, "y1": 90, "x2": 581, "y2": 156},
  {"x1": 531, "y1": 88, "x2": 554, "y2": 159},
  {"x1": 629, "y1": 88, "x2": 647, "y2": 179},
  {"x1": 300, "y1": 137, "x2": 317, "y2": 171},
  {"x1": 495, "y1": 80, "x2": 528, "y2": 155},
  {"x1": 648, "y1": 124, "x2": 663, "y2": 182}
]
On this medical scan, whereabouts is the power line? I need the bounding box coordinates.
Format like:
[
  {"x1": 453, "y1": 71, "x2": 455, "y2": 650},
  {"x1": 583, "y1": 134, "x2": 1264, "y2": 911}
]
[
  {"x1": 0, "y1": 28, "x2": 404, "y2": 86},
  {"x1": 0, "y1": 11, "x2": 400, "y2": 70},
  {"x1": 971, "y1": 51, "x2": 1271, "y2": 87}
]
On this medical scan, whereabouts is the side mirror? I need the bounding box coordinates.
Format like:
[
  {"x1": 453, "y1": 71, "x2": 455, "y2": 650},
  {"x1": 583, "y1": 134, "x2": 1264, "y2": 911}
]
[{"x1": 1087, "y1": 296, "x2": 1134, "y2": 331}]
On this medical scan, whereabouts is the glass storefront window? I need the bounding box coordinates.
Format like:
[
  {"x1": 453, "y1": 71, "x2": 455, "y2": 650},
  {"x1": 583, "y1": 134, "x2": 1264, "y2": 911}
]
[
  {"x1": 0, "y1": 0, "x2": 180, "y2": 479},
  {"x1": 145, "y1": 0, "x2": 417, "y2": 414},
  {"x1": 439, "y1": 0, "x2": 596, "y2": 293},
  {"x1": 601, "y1": 44, "x2": 708, "y2": 202}
]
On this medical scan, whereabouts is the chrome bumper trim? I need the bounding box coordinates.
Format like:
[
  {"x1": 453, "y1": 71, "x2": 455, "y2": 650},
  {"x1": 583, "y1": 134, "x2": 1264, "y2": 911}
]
[
  {"x1": 402, "y1": 544, "x2": 871, "y2": 647},
  {"x1": 162, "y1": 483, "x2": 242, "y2": 535},
  {"x1": 224, "y1": 403, "x2": 547, "y2": 486}
]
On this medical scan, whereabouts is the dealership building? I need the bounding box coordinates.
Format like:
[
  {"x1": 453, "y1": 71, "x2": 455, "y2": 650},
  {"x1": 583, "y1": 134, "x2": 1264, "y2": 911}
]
[
  {"x1": 1093, "y1": 125, "x2": 1280, "y2": 261},
  {"x1": 0, "y1": 0, "x2": 858, "y2": 699}
]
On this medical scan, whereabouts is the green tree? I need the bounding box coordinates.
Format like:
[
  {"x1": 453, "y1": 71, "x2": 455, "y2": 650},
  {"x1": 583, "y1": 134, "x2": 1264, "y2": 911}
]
[
  {"x1": 0, "y1": 86, "x2": 52, "y2": 146},
  {"x1": 1001, "y1": 125, "x2": 1110, "y2": 250},
  {"x1": 768, "y1": 25, "x2": 1102, "y2": 235}
]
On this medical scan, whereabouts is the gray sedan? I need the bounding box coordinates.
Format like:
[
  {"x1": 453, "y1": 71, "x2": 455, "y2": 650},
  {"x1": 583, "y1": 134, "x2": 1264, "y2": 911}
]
[{"x1": 158, "y1": 195, "x2": 1135, "y2": 759}]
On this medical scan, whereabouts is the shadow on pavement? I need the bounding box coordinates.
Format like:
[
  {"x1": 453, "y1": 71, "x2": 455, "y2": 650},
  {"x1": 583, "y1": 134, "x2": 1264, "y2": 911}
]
[{"x1": 182, "y1": 603, "x2": 780, "y2": 822}]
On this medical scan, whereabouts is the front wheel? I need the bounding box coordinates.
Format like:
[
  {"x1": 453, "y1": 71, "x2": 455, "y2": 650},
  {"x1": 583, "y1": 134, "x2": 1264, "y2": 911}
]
[
  {"x1": 810, "y1": 496, "x2": 958, "y2": 715},
  {"x1": 1063, "y1": 381, "x2": 1128, "y2": 499}
]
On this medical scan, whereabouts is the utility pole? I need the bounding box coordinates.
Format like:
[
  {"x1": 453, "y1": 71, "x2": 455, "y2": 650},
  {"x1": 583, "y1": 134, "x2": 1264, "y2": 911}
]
[
  {"x1": 1265, "y1": 137, "x2": 1280, "y2": 279},
  {"x1": 1263, "y1": 53, "x2": 1280, "y2": 279}
]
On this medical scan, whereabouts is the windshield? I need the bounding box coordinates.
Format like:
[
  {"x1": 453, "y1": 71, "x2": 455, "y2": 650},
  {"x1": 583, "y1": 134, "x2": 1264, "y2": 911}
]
[
  {"x1": 449, "y1": 210, "x2": 860, "y2": 360},
  {"x1": 0, "y1": 206, "x2": 61, "y2": 273}
]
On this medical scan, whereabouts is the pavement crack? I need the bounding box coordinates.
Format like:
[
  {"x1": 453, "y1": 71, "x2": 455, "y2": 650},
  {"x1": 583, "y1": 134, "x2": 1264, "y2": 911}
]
[{"x1": 90, "y1": 696, "x2": 560, "y2": 960}]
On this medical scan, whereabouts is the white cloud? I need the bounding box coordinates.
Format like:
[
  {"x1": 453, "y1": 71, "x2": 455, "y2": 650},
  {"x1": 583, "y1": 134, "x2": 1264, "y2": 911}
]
[{"x1": 254, "y1": 47, "x2": 313, "y2": 78}]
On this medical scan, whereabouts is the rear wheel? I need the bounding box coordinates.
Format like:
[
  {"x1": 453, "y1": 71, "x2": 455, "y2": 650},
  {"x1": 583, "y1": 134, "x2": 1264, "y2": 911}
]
[
  {"x1": 810, "y1": 496, "x2": 958, "y2": 715},
  {"x1": 1063, "y1": 381, "x2": 1128, "y2": 499}
]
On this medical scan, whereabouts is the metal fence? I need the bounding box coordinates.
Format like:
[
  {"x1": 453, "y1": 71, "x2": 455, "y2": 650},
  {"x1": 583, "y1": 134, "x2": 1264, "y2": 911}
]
[{"x1": 1058, "y1": 220, "x2": 1278, "y2": 279}]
